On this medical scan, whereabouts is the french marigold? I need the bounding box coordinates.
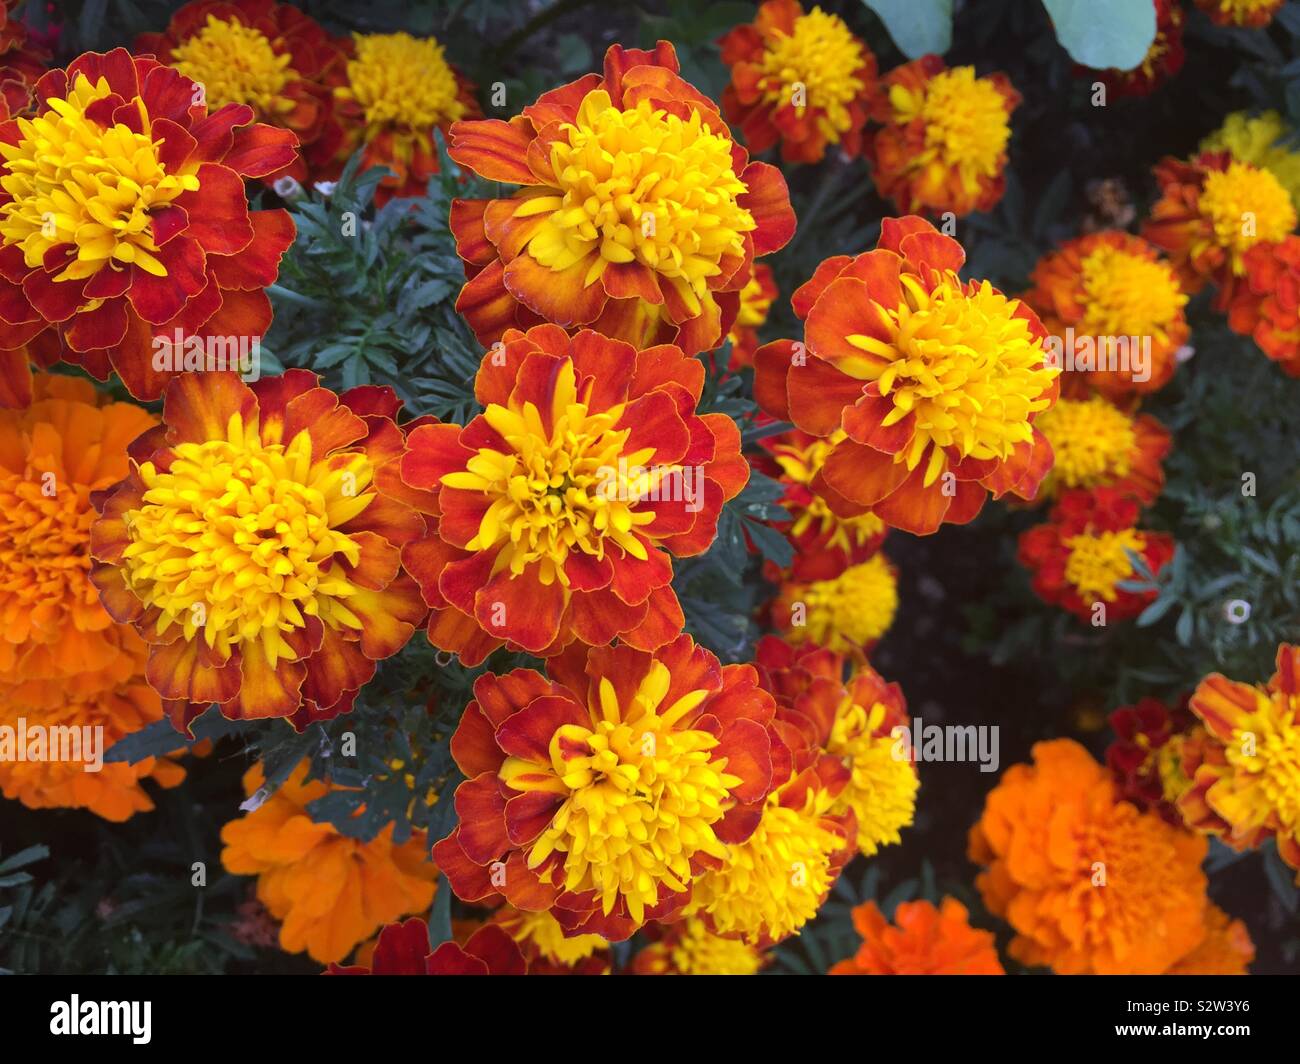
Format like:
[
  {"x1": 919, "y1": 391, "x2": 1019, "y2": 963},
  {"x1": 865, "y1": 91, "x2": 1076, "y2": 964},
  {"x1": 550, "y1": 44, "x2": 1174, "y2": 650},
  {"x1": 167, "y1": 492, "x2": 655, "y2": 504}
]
[
  {"x1": 1106, "y1": 695, "x2": 1197, "y2": 823},
  {"x1": 755, "y1": 217, "x2": 1059, "y2": 536},
  {"x1": 1166, "y1": 904, "x2": 1255, "y2": 975},
  {"x1": 867, "y1": 56, "x2": 1019, "y2": 218},
  {"x1": 1226, "y1": 235, "x2": 1300, "y2": 376},
  {"x1": 829, "y1": 898, "x2": 1004, "y2": 975},
  {"x1": 718, "y1": 0, "x2": 878, "y2": 165},
  {"x1": 221, "y1": 760, "x2": 438, "y2": 965},
  {"x1": 1201, "y1": 110, "x2": 1300, "y2": 213},
  {"x1": 1076, "y1": 0, "x2": 1185, "y2": 98},
  {"x1": 89, "y1": 371, "x2": 428, "y2": 734},
  {"x1": 490, "y1": 905, "x2": 609, "y2": 974},
  {"x1": 432, "y1": 635, "x2": 783, "y2": 941},
  {"x1": 969, "y1": 738, "x2": 1209, "y2": 974},
  {"x1": 630, "y1": 917, "x2": 768, "y2": 975},
  {"x1": 1033, "y1": 396, "x2": 1171, "y2": 504},
  {"x1": 0, "y1": 49, "x2": 299, "y2": 401},
  {"x1": 1017, "y1": 487, "x2": 1175, "y2": 622},
  {"x1": 1194, "y1": 0, "x2": 1283, "y2": 27},
  {"x1": 725, "y1": 262, "x2": 778, "y2": 369},
  {"x1": 771, "y1": 553, "x2": 898, "y2": 657},
  {"x1": 447, "y1": 41, "x2": 795, "y2": 357},
  {"x1": 327, "y1": 918, "x2": 531, "y2": 976},
  {"x1": 400, "y1": 325, "x2": 748, "y2": 661},
  {"x1": 1023, "y1": 230, "x2": 1189, "y2": 398}
]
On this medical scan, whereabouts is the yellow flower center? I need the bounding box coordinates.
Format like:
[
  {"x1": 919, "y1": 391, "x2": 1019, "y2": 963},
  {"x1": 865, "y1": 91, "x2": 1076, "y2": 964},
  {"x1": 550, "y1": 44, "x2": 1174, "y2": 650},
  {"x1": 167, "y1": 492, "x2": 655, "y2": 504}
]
[
  {"x1": 828, "y1": 697, "x2": 917, "y2": 856},
  {"x1": 1078, "y1": 243, "x2": 1187, "y2": 340},
  {"x1": 791, "y1": 554, "x2": 897, "y2": 654},
  {"x1": 756, "y1": 7, "x2": 866, "y2": 141},
  {"x1": 1222, "y1": 696, "x2": 1300, "y2": 833},
  {"x1": 502, "y1": 661, "x2": 738, "y2": 924},
  {"x1": 1036, "y1": 397, "x2": 1136, "y2": 493},
  {"x1": 772, "y1": 430, "x2": 885, "y2": 553},
  {"x1": 1201, "y1": 111, "x2": 1300, "y2": 212},
  {"x1": 500, "y1": 908, "x2": 605, "y2": 967},
  {"x1": 1197, "y1": 161, "x2": 1296, "y2": 272},
  {"x1": 1063, "y1": 527, "x2": 1145, "y2": 604},
  {"x1": 170, "y1": 15, "x2": 294, "y2": 116},
  {"x1": 668, "y1": 919, "x2": 763, "y2": 975},
  {"x1": 0, "y1": 74, "x2": 201, "y2": 283},
  {"x1": 339, "y1": 32, "x2": 465, "y2": 133},
  {"x1": 891, "y1": 67, "x2": 1010, "y2": 194},
  {"x1": 119, "y1": 412, "x2": 374, "y2": 662}
]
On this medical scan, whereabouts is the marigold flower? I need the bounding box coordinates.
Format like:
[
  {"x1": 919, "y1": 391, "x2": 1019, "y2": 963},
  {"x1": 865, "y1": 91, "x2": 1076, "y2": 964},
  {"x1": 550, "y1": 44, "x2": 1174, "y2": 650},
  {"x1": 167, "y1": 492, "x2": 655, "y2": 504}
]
[
  {"x1": 1018, "y1": 488, "x2": 1175, "y2": 622},
  {"x1": 829, "y1": 898, "x2": 1004, "y2": 975},
  {"x1": 221, "y1": 760, "x2": 437, "y2": 965},
  {"x1": 755, "y1": 217, "x2": 1058, "y2": 535},
  {"x1": 969, "y1": 738, "x2": 1209, "y2": 974},
  {"x1": 1201, "y1": 110, "x2": 1300, "y2": 213},
  {"x1": 1166, "y1": 904, "x2": 1255, "y2": 975},
  {"x1": 631, "y1": 918, "x2": 768, "y2": 974},
  {"x1": 1077, "y1": 0, "x2": 1184, "y2": 98},
  {"x1": 1194, "y1": 0, "x2": 1283, "y2": 27},
  {"x1": 1226, "y1": 235, "x2": 1300, "y2": 376},
  {"x1": 725, "y1": 262, "x2": 778, "y2": 369},
  {"x1": 447, "y1": 41, "x2": 795, "y2": 356},
  {"x1": 1033, "y1": 396, "x2": 1171, "y2": 504},
  {"x1": 90, "y1": 371, "x2": 428, "y2": 734},
  {"x1": 400, "y1": 325, "x2": 748, "y2": 661},
  {"x1": 1023, "y1": 230, "x2": 1189, "y2": 397},
  {"x1": 432, "y1": 635, "x2": 782, "y2": 941},
  {"x1": 1106, "y1": 695, "x2": 1197, "y2": 823},
  {"x1": 867, "y1": 56, "x2": 1019, "y2": 217},
  {"x1": 491, "y1": 906, "x2": 609, "y2": 974},
  {"x1": 0, "y1": 49, "x2": 298, "y2": 401},
  {"x1": 772, "y1": 553, "x2": 897, "y2": 657},
  {"x1": 718, "y1": 0, "x2": 878, "y2": 165}
]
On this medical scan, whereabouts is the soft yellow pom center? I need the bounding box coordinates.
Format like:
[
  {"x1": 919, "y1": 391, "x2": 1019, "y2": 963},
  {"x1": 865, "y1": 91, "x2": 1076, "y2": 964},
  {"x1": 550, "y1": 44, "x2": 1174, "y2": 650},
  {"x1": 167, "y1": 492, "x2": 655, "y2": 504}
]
[
  {"x1": 756, "y1": 7, "x2": 865, "y2": 141},
  {"x1": 1063, "y1": 527, "x2": 1145, "y2": 603},
  {"x1": 793, "y1": 553, "x2": 897, "y2": 653},
  {"x1": 1036, "y1": 397, "x2": 1136, "y2": 492},
  {"x1": 170, "y1": 15, "x2": 294, "y2": 115},
  {"x1": 339, "y1": 32, "x2": 465, "y2": 133},
  {"x1": 890, "y1": 66, "x2": 1009, "y2": 195},
  {"x1": 1078, "y1": 243, "x2": 1187, "y2": 340},
  {"x1": 1198, "y1": 161, "x2": 1296, "y2": 271},
  {"x1": 828, "y1": 698, "x2": 918, "y2": 856}
]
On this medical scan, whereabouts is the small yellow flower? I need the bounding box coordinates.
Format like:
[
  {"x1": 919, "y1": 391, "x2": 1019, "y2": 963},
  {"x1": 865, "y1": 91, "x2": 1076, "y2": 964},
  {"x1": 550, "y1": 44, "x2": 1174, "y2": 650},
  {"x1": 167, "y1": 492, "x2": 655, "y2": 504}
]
[{"x1": 170, "y1": 15, "x2": 295, "y2": 115}]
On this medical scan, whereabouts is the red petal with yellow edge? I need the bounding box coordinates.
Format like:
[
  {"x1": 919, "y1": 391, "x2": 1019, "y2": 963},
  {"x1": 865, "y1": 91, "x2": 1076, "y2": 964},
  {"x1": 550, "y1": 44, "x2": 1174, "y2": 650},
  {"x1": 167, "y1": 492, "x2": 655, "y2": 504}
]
[
  {"x1": 189, "y1": 102, "x2": 254, "y2": 162},
  {"x1": 630, "y1": 342, "x2": 703, "y2": 404},
  {"x1": 402, "y1": 533, "x2": 460, "y2": 608},
  {"x1": 657, "y1": 478, "x2": 724, "y2": 556},
  {"x1": 226, "y1": 643, "x2": 306, "y2": 719},
  {"x1": 209, "y1": 209, "x2": 294, "y2": 290},
  {"x1": 899, "y1": 230, "x2": 965, "y2": 275},
  {"x1": 607, "y1": 543, "x2": 672, "y2": 605},
  {"x1": 456, "y1": 259, "x2": 523, "y2": 343},
  {"x1": 145, "y1": 634, "x2": 238, "y2": 704},
  {"x1": 618, "y1": 388, "x2": 690, "y2": 465},
  {"x1": 198, "y1": 285, "x2": 271, "y2": 339},
  {"x1": 342, "y1": 384, "x2": 403, "y2": 421},
  {"x1": 500, "y1": 851, "x2": 560, "y2": 912},
  {"x1": 161, "y1": 370, "x2": 256, "y2": 445},
  {"x1": 424, "y1": 944, "x2": 487, "y2": 976},
  {"x1": 505, "y1": 791, "x2": 564, "y2": 847},
  {"x1": 818, "y1": 438, "x2": 909, "y2": 507},
  {"x1": 568, "y1": 329, "x2": 638, "y2": 409},
  {"x1": 806, "y1": 278, "x2": 891, "y2": 365},
  {"x1": 126, "y1": 237, "x2": 207, "y2": 324},
  {"x1": 401, "y1": 422, "x2": 474, "y2": 491},
  {"x1": 449, "y1": 198, "x2": 496, "y2": 267},
  {"x1": 873, "y1": 461, "x2": 951, "y2": 535},
  {"x1": 752, "y1": 339, "x2": 796, "y2": 419},
  {"x1": 475, "y1": 565, "x2": 564, "y2": 653},
  {"x1": 448, "y1": 116, "x2": 536, "y2": 185},
  {"x1": 980, "y1": 430, "x2": 1049, "y2": 500},
  {"x1": 426, "y1": 605, "x2": 502, "y2": 666},
  {"x1": 842, "y1": 385, "x2": 915, "y2": 452},
  {"x1": 567, "y1": 586, "x2": 648, "y2": 645},
  {"x1": 438, "y1": 550, "x2": 496, "y2": 614},
  {"x1": 787, "y1": 355, "x2": 866, "y2": 436},
  {"x1": 563, "y1": 550, "x2": 614, "y2": 592},
  {"x1": 502, "y1": 251, "x2": 606, "y2": 328},
  {"x1": 879, "y1": 215, "x2": 940, "y2": 255},
  {"x1": 451, "y1": 701, "x2": 505, "y2": 777},
  {"x1": 945, "y1": 478, "x2": 988, "y2": 525},
  {"x1": 223, "y1": 122, "x2": 300, "y2": 178},
  {"x1": 473, "y1": 667, "x2": 565, "y2": 729},
  {"x1": 431, "y1": 831, "x2": 496, "y2": 902},
  {"x1": 65, "y1": 296, "x2": 128, "y2": 352},
  {"x1": 302, "y1": 623, "x2": 375, "y2": 710},
  {"x1": 434, "y1": 487, "x2": 494, "y2": 550},
  {"x1": 89, "y1": 559, "x2": 143, "y2": 621},
  {"x1": 454, "y1": 774, "x2": 511, "y2": 863},
  {"x1": 348, "y1": 577, "x2": 426, "y2": 660},
  {"x1": 666, "y1": 289, "x2": 722, "y2": 355},
  {"x1": 837, "y1": 250, "x2": 905, "y2": 308},
  {"x1": 603, "y1": 41, "x2": 680, "y2": 104},
  {"x1": 699, "y1": 413, "x2": 748, "y2": 500},
  {"x1": 738, "y1": 161, "x2": 795, "y2": 255},
  {"x1": 601, "y1": 260, "x2": 664, "y2": 304},
  {"x1": 792, "y1": 255, "x2": 851, "y2": 319},
  {"x1": 621, "y1": 64, "x2": 722, "y2": 117},
  {"x1": 495, "y1": 694, "x2": 589, "y2": 763},
  {"x1": 278, "y1": 386, "x2": 368, "y2": 459}
]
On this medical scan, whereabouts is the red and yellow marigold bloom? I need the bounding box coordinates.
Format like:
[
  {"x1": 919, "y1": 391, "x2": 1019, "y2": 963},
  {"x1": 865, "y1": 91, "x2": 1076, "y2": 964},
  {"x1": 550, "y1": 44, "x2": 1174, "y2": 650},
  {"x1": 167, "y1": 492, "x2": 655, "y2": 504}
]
[
  {"x1": 771, "y1": 553, "x2": 898, "y2": 657},
  {"x1": 490, "y1": 906, "x2": 609, "y2": 974},
  {"x1": 867, "y1": 56, "x2": 1018, "y2": 218},
  {"x1": 1166, "y1": 904, "x2": 1255, "y2": 975},
  {"x1": 1194, "y1": 0, "x2": 1283, "y2": 27},
  {"x1": 829, "y1": 898, "x2": 1004, "y2": 975},
  {"x1": 221, "y1": 760, "x2": 438, "y2": 965},
  {"x1": 718, "y1": 0, "x2": 878, "y2": 165},
  {"x1": 400, "y1": 325, "x2": 748, "y2": 661},
  {"x1": 432, "y1": 636, "x2": 782, "y2": 941},
  {"x1": 447, "y1": 41, "x2": 795, "y2": 356},
  {"x1": 0, "y1": 49, "x2": 298, "y2": 401},
  {"x1": 1033, "y1": 396, "x2": 1171, "y2": 504},
  {"x1": 755, "y1": 217, "x2": 1058, "y2": 536},
  {"x1": 1106, "y1": 695, "x2": 1198, "y2": 823},
  {"x1": 631, "y1": 917, "x2": 768, "y2": 975},
  {"x1": 1018, "y1": 488, "x2": 1175, "y2": 622},
  {"x1": 725, "y1": 262, "x2": 777, "y2": 369},
  {"x1": 969, "y1": 738, "x2": 1210, "y2": 974},
  {"x1": 1023, "y1": 230, "x2": 1189, "y2": 398},
  {"x1": 89, "y1": 371, "x2": 428, "y2": 734},
  {"x1": 1077, "y1": 0, "x2": 1185, "y2": 99},
  {"x1": 1227, "y1": 235, "x2": 1300, "y2": 376}
]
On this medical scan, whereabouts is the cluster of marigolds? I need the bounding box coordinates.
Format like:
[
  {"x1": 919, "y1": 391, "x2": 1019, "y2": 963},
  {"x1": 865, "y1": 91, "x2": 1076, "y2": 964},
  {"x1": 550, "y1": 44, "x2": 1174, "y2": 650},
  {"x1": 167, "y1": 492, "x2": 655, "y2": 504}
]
[{"x1": 0, "y1": 0, "x2": 1294, "y2": 975}]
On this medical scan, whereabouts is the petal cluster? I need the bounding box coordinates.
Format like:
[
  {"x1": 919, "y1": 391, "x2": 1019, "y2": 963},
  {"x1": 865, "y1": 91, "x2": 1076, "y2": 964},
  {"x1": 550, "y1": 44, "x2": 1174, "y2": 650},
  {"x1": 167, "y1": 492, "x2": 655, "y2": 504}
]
[
  {"x1": 1033, "y1": 396, "x2": 1170, "y2": 504},
  {"x1": 830, "y1": 898, "x2": 1003, "y2": 975}
]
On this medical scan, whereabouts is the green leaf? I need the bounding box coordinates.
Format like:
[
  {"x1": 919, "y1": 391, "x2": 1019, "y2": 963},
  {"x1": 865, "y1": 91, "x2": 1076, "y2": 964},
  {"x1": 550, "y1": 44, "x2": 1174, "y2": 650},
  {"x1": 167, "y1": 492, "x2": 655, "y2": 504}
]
[
  {"x1": 861, "y1": 0, "x2": 952, "y2": 59},
  {"x1": 1041, "y1": 0, "x2": 1156, "y2": 71}
]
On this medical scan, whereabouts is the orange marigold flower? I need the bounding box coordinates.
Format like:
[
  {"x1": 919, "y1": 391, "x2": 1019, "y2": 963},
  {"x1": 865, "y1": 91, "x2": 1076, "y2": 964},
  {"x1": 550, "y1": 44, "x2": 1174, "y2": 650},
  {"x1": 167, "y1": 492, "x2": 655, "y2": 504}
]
[
  {"x1": 719, "y1": 0, "x2": 878, "y2": 165},
  {"x1": 867, "y1": 56, "x2": 1019, "y2": 217},
  {"x1": 1166, "y1": 904, "x2": 1255, "y2": 975},
  {"x1": 447, "y1": 41, "x2": 795, "y2": 356},
  {"x1": 630, "y1": 917, "x2": 768, "y2": 974},
  {"x1": 969, "y1": 738, "x2": 1209, "y2": 974},
  {"x1": 1023, "y1": 230, "x2": 1189, "y2": 397},
  {"x1": 1033, "y1": 396, "x2": 1171, "y2": 504},
  {"x1": 755, "y1": 217, "x2": 1059, "y2": 535},
  {"x1": 400, "y1": 325, "x2": 748, "y2": 661},
  {"x1": 1226, "y1": 235, "x2": 1300, "y2": 377},
  {"x1": 432, "y1": 635, "x2": 783, "y2": 941},
  {"x1": 771, "y1": 553, "x2": 898, "y2": 657},
  {"x1": 725, "y1": 262, "x2": 778, "y2": 370},
  {"x1": 1018, "y1": 487, "x2": 1175, "y2": 622},
  {"x1": 1194, "y1": 0, "x2": 1283, "y2": 27},
  {"x1": 221, "y1": 760, "x2": 437, "y2": 965},
  {"x1": 829, "y1": 898, "x2": 1004, "y2": 975},
  {"x1": 0, "y1": 49, "x2": 299, "y2": 401},
  {"x1": 89, "y1": 372, "x2": 428, "y2": 734},
  {"x1": 1106, "y1": 695, "x2": 1198, "y2": 823},
  {"x1": 1076, "y1": 0, "x2": 1185, "y2": 98}
]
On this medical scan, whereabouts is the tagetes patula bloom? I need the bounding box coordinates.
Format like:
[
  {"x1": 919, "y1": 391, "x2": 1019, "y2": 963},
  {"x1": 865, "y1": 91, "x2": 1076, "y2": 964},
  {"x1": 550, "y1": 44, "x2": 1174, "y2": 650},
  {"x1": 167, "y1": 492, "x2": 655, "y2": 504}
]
[
  {"x1": 724, "y1": 262, "x2": 778, "y2": 370},
  {"x1": 89, "y1": 371, "x2": 428, "y2": 734},
  {"x1": 1177, "y1": 644, "x2": 1300, "y2": 882},
  {"x1": 447, "y1": 41, "x2": 795, "y2": 357},
  {"x1": 719, "y1": 0, "x2": 878, "y2": 165},
  {"x1": 756, "y1": 637, "x2": 916, "y2": 857},
  {"x1": 1166, "y1": 904, "x2": 1255, "y2": 975},
  {"x1": 830, "y1": 898, "x2": 1004, "y2": 975},
  {"x1": 1017, "y1": 488, "x2": 1174, "y2": 623},
  {"x1": 0, "y1": 49, "x2": 299, "y2": 401},
  {"x1": 400, "y1": 325, "x2": 748, "y2": 662},
  {"x1": 326, "y1": 918, "x2": 530, "y2": 976},
  {"x1": 221, "y1": 761, "x2": 437, "y2": 965},
  {"x1": 1106, "y1": 695, "x2": 1198, "y2": 824},
  {"x1": 1033, "y1": 396, "x2": 1171, "y2": 505},
  {"x1": 867, "y1": 56, "x2": 1019, "y2": 218},
  {"x1": 491, "y1": 906, "x2": 609, "y2": 975},
  {"x1": 1227, "y1": 235, "x2": 1300, "y2": 377},
  {"x1": 969, "y1": 739, "x2": 1210, "y2": 975},
  {"x1": 630, "y1": 918, "x2": 768, "y2": 975},
  {"x1": 772, "y1": 553, "x2": 898, "y2": 657},
  {"x1": 1194, "y1": 0, "x2": 1282, "y2": 27},
  {"x1": 1023, "y1": 230, "x2": 1189, "y2": 398},
  {"x1": 1202, "y1": 111, "x2": 1300, "y2": 213},
  {"x1": 432, "y1": 635, "x2": 783, "y2": 941},
  {"x1": 755, "y1": 217, "x2": 1059, "y2": 536},
  {"x1": 1077, "y1": 0, "x2": 1185, "y2": 99}
]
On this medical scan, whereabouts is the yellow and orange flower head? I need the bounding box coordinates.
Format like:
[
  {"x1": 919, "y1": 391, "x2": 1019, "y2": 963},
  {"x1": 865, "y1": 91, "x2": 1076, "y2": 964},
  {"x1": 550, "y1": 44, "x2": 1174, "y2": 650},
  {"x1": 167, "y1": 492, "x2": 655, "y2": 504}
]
[
  {"x1": 630, "y1": 917, "x2": 768, "y2": 975},
  {"x1": 771, "y1": 553, "x2": 898, "y2": 657},
  {"x1": 724, "y1": 262, "x2": 778, "y2": 370},
  {"x1": 1166, "y1": 904, "x2": 1255, "y2": 975},
  {"x1": 221, "y1": 760, "x2": 437, "y2": 965},
  {"x1": 867, "y1": 56, "x2": 1019, "y2": 218},
  {"x1": 1033, "y1": 396, "x2": 1171, "y2": 505},
  {"x1": 829, "y1": 898, "x2": 1004, "y2": 975},
  {"x1": 89, "y1": 371, "x2": 428, "y2": 734},
  {"x1": 447, "y1": 41, "x2": 796, "y2": 356},
  {"x1": 969, "y1": 738, "x2": 1210, "y2": 974},
  {"x1": 331, "y1": 31, "x2": 479, "y2": 206},
  {"x1": 1227, "y1": 235, "x2": 1300, "y2": 376},
  {"x1": 1018, "y1": 487, "x2": 1175, "y2": 623},
  {"x1": 754, "y1": 217, "x2": 1059, "y2": 536},
  {"x1": 1178, "y1": 644, "x2": 1300, "y2": 881},
  {"x1": 432, "y1": 636, "x2": 784, "y2": 941},
  {"x1": 1202, "y1": 111, "x2": 1300, "y2": 213},
  {"x1": 400, "y1": 325, "x2": 748, "y2": 662},
  {"x1": 490, "y1": 906, "x2": 609, "y2": 975},
  {"x1": 718, "y1": 0, "x2": 878, "y2": 165},
  {"x1": 1023, "y1": 230, "x2": 1189, "y2": 398},
  {"x1": 1194, "y1": 0, "x2": 1283, "y2": 27},
  {"x1": 0, "y1": 48, "x2": 299, "y2": 402}
]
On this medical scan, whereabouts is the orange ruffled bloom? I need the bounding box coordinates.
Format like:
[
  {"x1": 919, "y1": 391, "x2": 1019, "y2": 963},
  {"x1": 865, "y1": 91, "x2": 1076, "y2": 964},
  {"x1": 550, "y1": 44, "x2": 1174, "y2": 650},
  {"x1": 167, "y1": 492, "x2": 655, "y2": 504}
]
[
  {"x1": 725, "y1": 262, "x2": 777, "y2": 370},
  {"x1": 1227, "y1": 235, "x2": 1300, "y2": 376},
  {"x1": 447, "y1": 41, "x2": 795, "y2": 356},
  {"x1": 1166, "y1": 904, "x2": 1254, "y2": 975},
  {"x1": 400, "y1": 325, "x2": 748, "y2": 662},
  {"x1": 90, "y1": 372, "x2": 428, "y2": 734},
  {"x1": 432, "y1": 635, "x2": 783, "y2": 942},
  {"x1": 221, "y1": 760, "x2": 437, "y2": 965},
  {"x1": 1194, "y1": 0, "x2": 1283, "y2": 27},
  {"x1": 719, "y1": 0, "x2": 878, "y2": 165},
  {"x1": 0, "y1": 49, "x2": 299, "y2": 402},
  {"x1": 830, "y1": 898, "x2": 1004, "y2": 975},
  {"x1": 969, "y1": 738, "x2": 1209, "y2": 974},
  {"x1": 1033, "y1": 396, "x2": 1171, "y2": 504},
  {"x1": 754, "y1": 216, "x2": 1058, "y2": 536}
]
